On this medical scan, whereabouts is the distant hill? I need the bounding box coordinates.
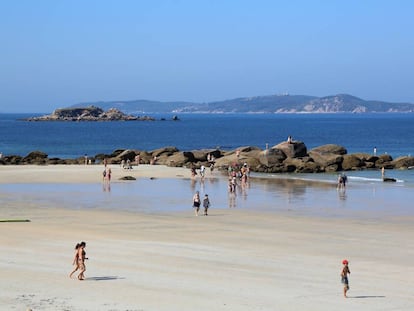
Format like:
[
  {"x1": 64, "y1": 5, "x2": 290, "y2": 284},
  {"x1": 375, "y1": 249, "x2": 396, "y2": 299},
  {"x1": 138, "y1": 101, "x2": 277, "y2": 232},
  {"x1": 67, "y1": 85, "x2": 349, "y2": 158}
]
[
  {"x1": 71, "y1": 100, "x2": 193, "y2": 114},
  {"x1": 71, "y1": 94, "x2": 414, "y2": 114}
]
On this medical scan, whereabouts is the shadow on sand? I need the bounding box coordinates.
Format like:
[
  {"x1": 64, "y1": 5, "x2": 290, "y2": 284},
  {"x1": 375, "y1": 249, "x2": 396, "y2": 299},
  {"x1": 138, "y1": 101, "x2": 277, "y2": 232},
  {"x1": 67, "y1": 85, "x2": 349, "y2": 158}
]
[
  {"x1": 86, "y1": 276, "x2": 125, "y2": 281},
  {"x1": 349, "y1": 295, "x2": 386, "y2": 299}
]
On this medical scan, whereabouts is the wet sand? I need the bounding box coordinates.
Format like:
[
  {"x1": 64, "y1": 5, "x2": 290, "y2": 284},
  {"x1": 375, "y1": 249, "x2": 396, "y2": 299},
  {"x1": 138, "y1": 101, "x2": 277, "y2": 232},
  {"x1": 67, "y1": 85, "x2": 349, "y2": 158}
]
[{"x1": 0, "y1": 165, "x2": 413, "y2": 310}]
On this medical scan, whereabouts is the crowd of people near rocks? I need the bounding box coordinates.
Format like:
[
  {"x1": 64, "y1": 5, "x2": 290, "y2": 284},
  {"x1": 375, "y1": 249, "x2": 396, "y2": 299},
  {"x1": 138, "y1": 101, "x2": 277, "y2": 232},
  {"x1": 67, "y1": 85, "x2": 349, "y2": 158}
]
[{"x1": 227, "y1": 162, "x2": 250, "y2": 193}]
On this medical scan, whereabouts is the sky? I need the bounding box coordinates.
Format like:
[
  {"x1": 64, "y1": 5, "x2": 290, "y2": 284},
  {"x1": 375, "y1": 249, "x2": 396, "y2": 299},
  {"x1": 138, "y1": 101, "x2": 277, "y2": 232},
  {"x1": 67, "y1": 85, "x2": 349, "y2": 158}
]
[{"x1": 1, "y1": 0, "x2": 414, "y2": 112}]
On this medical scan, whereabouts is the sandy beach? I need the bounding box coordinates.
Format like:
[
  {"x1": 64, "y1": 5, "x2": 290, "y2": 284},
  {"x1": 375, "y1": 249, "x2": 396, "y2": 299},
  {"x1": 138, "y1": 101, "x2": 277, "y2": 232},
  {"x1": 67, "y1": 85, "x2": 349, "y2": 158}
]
[{"x1": 1, "y1": 165, "x2": 413, "y2": 310}]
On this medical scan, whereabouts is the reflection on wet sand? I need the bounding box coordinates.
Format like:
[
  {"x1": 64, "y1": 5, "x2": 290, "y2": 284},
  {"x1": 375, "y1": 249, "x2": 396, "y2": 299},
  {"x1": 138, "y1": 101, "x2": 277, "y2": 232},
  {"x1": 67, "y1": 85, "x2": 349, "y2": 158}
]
[
  {"x1": 337, "y1": 188, "x2": 347, "y2": 201},
  {"x1": 2, "y1": 172, "x2": 413, "y2": 217}
]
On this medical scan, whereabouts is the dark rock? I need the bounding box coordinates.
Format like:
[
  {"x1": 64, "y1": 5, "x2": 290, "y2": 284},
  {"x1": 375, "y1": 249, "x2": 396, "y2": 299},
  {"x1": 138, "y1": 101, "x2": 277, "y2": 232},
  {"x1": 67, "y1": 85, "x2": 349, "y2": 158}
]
[
  {"x1": 151, "y1": 147, "x2": 179, "y2": 157},
  {"x1": 137, "y1": 151, "x2": 152, "y2": 164},
  {"x1": 4, "y1": 155, "x2": 23, "y2": 164},
  {"x1": 259, "y1": 149, "x2": 286, "y2": 166},
  {"x1": 378, "y1": 154, "x2": 393, "y2": 162},
  {"x1": 47, "y1": 158, "x2": 67, "y2": 165},
  {"x1": 283, "y1": 157, "x2": 322, "y2": 173},
  {"x1": 30, "y1": 158, "x2": 48, "y2": 165},
  {"x1": 166, "y1": 152, "x2": 192, "y2": 167},
  {"x1": 191, "y1": 150, "x2": 208, "y2": 162},
  {"x1": 22, "y1": 151, "x2": 48, "y2": 164},
  {"x1": 352, "y1": 153, "x2": 376, "y2": 162},
  {"x1": 392, "y1": 156, "x2": 414, "y2": 169},
  {"x1": 308, "y1": 150, "x2": 343, "y2": 169},
  {"x1": 364, "y1": 162, "x2": 376, "y2": 169},
  {"x1": 375, "y1": 154, "x2": 394, "y2": 168},
  {"x1": 206, "y1": 149, "x2": 222, "y2": 159},
  {"x1": 310, "y1": 144, "x2": 347, "y2": 155},
  {"x1": 256, "y1": 164, "x2": 291, "y2": 173},
  {"x1": 182, "y1": 151, "x2": 196, "y2": 162},
  {"x1": 24, "y1": 151, "x2": 48, "y2": 160},
  {"x1": 324, "y1": 164, "x2": 340, "y2": 172},
  {"x1": 341, "y1": 154, "x2": 363, "y2": 170},
  {"x1": 119, "y1": 176, "x2": 136, "y2": 180},
  {"x1": 272, "y1": 141, "x2": 307, "y2": 158},
  {"x1": 190, "y1": 149, "x2": 223, "y2": 162},
  {"x1": 383, "y1": 177, "x2": 397, "y2": 182}
]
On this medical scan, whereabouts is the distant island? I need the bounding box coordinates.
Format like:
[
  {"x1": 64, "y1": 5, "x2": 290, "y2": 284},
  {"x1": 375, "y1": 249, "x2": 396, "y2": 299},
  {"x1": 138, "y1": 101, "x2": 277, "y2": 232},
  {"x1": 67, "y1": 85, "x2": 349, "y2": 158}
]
[
  {"x1": 69, "y1": 93, "x2": 414, "y2": 114},
  {"x1": 25, "y1": 106, "x2": 156, "y2": 121}
]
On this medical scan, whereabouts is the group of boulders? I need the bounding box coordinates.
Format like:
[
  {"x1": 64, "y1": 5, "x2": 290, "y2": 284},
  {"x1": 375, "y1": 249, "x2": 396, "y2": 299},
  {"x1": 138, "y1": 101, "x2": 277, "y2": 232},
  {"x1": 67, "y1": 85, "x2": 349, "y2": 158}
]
[{"x1": 2, "y1": 141, "x2": 414, "y2": 173}]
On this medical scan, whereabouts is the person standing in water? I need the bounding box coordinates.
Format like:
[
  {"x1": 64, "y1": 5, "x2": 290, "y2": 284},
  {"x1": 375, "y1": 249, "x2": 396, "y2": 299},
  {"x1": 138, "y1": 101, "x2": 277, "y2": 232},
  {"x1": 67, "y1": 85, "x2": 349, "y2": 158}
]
[
  {"x1": 192, "y1": 191, "x2": 201, "y2": 216},
  {"x1": 203, "y1": 194, "x2": 210, "y2": 216}
]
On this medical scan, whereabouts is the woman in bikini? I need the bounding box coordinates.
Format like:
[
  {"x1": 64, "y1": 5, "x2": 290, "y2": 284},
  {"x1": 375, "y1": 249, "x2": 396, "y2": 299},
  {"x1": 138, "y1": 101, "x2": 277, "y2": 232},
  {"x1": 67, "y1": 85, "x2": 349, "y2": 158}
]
[
  {"x1": 192, "y1": 191, "x2": 201, "y2": 216},
  {"x1": 77, "y1": 241, "x2": 87, "y2": 280},
  {"x1": 69, "y1": 243, "x2": 81, "y2": 278}
]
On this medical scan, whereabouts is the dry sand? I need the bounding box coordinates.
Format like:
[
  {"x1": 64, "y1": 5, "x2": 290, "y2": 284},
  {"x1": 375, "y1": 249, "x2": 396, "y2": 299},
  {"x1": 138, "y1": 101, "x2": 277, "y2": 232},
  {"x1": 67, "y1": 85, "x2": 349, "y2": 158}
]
[{"x1": 0, "y1": 165, "x2": 413, "y2": 310}]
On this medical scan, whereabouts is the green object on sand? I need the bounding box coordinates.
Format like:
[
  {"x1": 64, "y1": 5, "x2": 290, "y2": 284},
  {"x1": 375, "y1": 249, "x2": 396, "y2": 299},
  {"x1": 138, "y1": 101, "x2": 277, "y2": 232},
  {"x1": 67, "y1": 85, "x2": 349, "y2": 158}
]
[{"x1": 0, "y1": 219, "x2": 31, "y2": 223}]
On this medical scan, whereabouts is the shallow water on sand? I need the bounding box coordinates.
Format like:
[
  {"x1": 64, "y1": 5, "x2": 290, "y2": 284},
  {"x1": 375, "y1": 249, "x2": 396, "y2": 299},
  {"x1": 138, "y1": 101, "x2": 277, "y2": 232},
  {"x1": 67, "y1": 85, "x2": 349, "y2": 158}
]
[{"x1": 1, "y1": 173, "x2": 414, "y2": 221}]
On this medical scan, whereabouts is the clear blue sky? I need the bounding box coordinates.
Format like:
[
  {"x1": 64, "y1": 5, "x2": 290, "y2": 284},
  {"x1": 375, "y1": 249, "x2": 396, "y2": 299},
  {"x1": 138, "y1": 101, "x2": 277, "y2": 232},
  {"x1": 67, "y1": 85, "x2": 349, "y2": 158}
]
[{"x1": 1, "y1": 0, "x2": 413, "y2": 112}]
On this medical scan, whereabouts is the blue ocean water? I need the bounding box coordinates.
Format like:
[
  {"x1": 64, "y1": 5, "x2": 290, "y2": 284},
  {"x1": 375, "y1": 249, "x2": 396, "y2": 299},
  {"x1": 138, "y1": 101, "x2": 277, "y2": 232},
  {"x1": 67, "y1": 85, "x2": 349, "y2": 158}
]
[
  {"x1": 1, "y1": 113, "x2": 414, "y2": 159},
  {"x1": 1, "y1": 112, "x2": 414, "y2": 217}
]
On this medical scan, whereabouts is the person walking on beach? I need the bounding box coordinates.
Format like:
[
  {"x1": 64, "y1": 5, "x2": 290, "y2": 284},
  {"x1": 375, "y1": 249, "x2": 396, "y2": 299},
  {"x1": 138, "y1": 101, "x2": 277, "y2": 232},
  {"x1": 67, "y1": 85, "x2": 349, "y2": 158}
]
[
  {"x1": 69, "y1": 243, "x2": 81, "y2": 278},
  {"x1": 203, "y1": 194, "x2": 210, "y2": 216},
  {"x1": 200, "y1": 165, "x2": 206, "y2": 179},
  {"x1": 341, "y1": 259, "x2": 351, "y2": 298},
  {"x1": 192, "y1": 191, "x2": 201, "y2": 216},
  {"x1": 77, "y1": 241, "x2": 88, "y2": 280}
]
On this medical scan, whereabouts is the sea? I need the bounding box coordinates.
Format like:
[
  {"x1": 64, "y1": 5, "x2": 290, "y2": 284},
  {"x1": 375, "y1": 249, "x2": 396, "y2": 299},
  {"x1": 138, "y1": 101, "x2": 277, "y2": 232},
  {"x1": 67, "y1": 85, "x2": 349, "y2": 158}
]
[
  {"x1": 1, "y1": 112, "x2": 414, "y2": 158},
  {"x1": 1, "y1": 112, "x2": 414, "y2": 218}
]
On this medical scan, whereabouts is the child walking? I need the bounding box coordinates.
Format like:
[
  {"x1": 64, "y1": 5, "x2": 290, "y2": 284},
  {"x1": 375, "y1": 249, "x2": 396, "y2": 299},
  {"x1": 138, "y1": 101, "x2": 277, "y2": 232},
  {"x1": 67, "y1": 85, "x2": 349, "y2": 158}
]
[
  {"x1": 341, "y1": 259, "x2": 351, "y2": 298},
  {"x1": 203, "y1": 194, "x2": 210, "y2": 216}
]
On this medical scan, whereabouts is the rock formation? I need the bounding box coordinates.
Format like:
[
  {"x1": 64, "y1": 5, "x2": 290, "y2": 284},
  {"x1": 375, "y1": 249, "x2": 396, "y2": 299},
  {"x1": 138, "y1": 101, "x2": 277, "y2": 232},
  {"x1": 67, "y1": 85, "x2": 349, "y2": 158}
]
[
  {"x1": 25, "y1": 106, "x2": 155, "y2": 121},
  {"x1": 1, "y1": 141, "x2": 413, "y2": 174}
]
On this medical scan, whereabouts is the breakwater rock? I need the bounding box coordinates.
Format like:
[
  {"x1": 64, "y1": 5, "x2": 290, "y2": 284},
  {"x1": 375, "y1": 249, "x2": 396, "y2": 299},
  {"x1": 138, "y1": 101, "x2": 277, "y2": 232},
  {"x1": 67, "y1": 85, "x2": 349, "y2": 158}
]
[
  {"x1": 1, "y1": 141, "x2": 414, "y2": 173},
  {"x1": 24, "y1": 106, "x2": 155, "y2": 121}
]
